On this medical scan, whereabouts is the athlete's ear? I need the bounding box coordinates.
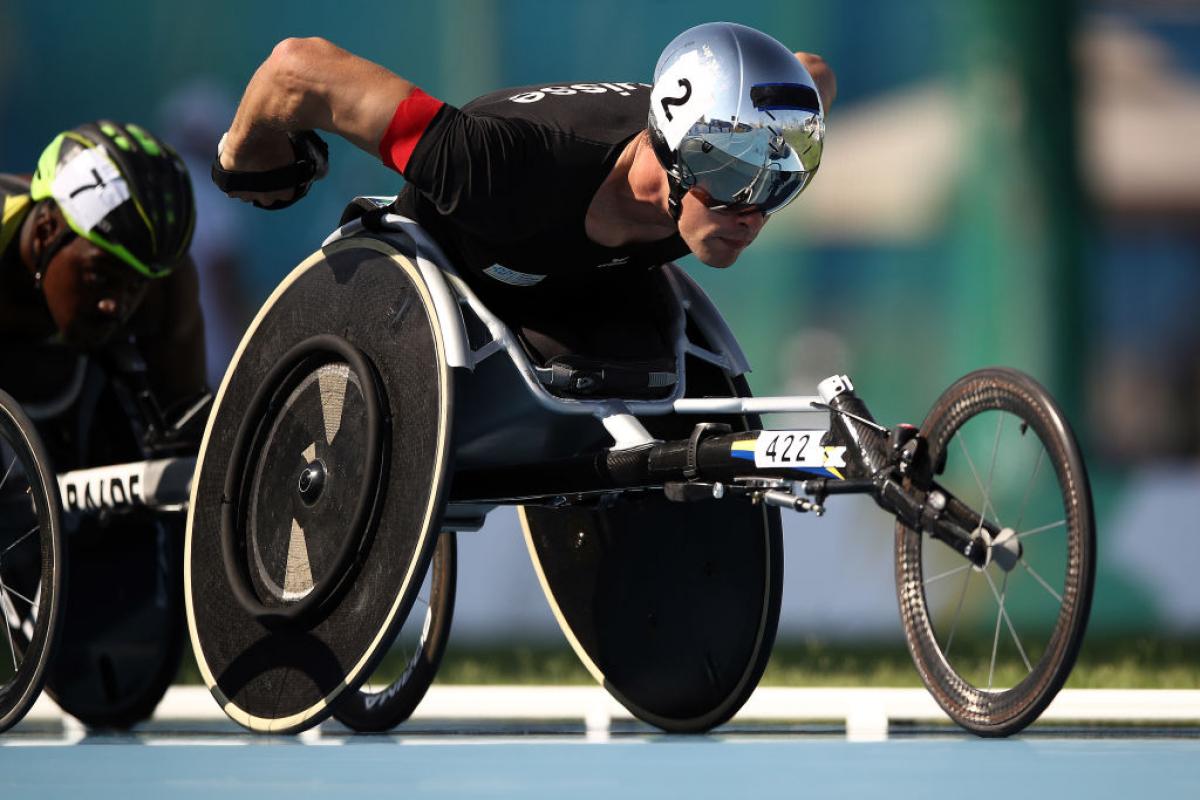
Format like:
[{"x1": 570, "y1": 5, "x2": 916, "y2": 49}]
[{"x1": 29, "y1": 200, "x2": 66, "y2": 254}]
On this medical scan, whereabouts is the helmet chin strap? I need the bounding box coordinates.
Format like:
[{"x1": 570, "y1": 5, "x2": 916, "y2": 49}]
[
  {"x1": 666, "y1": 172, "x2": 688, "y2": 223},
  {"x1": 647, "y1": 126, "x2": 688, "y2": 224}
]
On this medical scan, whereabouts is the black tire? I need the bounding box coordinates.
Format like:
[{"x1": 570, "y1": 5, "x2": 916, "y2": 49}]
[
  {"x1": 46, "y1": 514, "x2": 186, "y2": 730},
  {"x1": 0, "y1": 389, "x2": 64, "y2": 734},
  {"x1": 38, "y1": 372, "x2": 186, "y2": 730},
  {"x1": 895, "y1": 368, "x2": 1094, "y2": 736},
  {"x1": 333, "y1": 530, "x2": 456, "y2": 732}
]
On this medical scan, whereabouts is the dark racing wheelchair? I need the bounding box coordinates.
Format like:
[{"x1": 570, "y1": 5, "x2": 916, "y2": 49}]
[
  {"x1": 185, "y1": 200, "x2": 1094, "y2": 738},
  {"x1": 1, "y1": 345, "x2": 204, "y2": 733}
]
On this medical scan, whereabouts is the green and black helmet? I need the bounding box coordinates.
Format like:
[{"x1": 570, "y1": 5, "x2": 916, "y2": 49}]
[{"x1": 29, "y1": 120, "x2": 195, "y2": 278}]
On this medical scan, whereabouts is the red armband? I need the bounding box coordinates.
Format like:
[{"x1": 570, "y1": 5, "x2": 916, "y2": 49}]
[{"x1": 378, "y1": 87, "x2": 445, "y2": 174}]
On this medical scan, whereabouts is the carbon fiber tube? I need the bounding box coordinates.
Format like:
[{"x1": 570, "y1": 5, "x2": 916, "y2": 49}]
[
  {"x1": 450, "y1": 430, "x2": 802, "y2": 503},
  {"x1": 826, "y1": 391, "x2": 889, "y2": 477},
  {"x1": 449, "y1": 445, "x2": 657, "y2": 502}
]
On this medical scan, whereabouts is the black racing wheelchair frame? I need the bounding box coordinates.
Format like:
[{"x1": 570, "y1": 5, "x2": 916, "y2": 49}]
[
  {"x1": 453, "y1": 376, "x2": 1001, "y2": 572},
  {"x1": 0, "y1": 345, "x2": 205, "y2": 733},
  {"x1": 182, "y1": 204, "x2": 1095, "y2": 739}
]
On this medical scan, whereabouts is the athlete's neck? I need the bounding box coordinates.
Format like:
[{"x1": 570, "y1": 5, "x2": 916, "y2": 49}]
[{"x1": 585, "y1": 131, "x2": 677, "y2": 248}]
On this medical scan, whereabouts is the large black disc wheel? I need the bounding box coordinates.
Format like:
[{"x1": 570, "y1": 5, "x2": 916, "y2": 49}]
[
  {"x1": 186, "y1": 236, "x2": 455, "y2": 734},
  {"x1": 0, "y1": 389, "x2": 64, "y2": 734},
  {"x1": 333, "y1": 530, "x2": 456, "y2": 732},
  {"x1": 895, "y1": 368, "x2": 1094, "y2": 736},
  {"x1": 523, "y1": 359, "x2": 783, "y2": 733}
]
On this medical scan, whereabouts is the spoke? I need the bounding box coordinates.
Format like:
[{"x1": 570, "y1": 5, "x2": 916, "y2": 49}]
[
  {"x1": 2, "y1": 586, "x2": 17, "y2": 673},
  {"x1": 0, "y1": 453, "x2": 16, "y2": 494},
  {"x1": 1018, "y1": 519, "x2": 1066, "y2": 540},
  {"x1": 1015, "y1": 448, "x2": 1045, "y2": 532},
  {"x1": 987, "y1": 569, "x2": 1004, "y2": 690},
  {"x1": 2, "y1": 526, "x2": 39, "y2": 557},
  {"x1": 1019, "y1": 559, "x2": 1063, "y2": 603},
  {"x1": 0, "y1": 577, "x2": 37, "y2": 609},
  {"x1": 957, "y1": 435, "x2": 997, "y2": 527},
  {"x1": 942, "y1": 568, "x2": 973, "y2": 658},
  {"x1": 984, "y1": 413, "x2": 1006, "y2": 524},
  {"x1": 923, "y1": 563, "x2": 972, "y2": 586},
  {"x1": 984, "y1": 570, "x2": 1033, "y2": 674}
]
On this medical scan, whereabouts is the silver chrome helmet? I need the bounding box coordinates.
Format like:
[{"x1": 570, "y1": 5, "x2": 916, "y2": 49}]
[{"x1": 648, "y1": 22, "x2": 824, "y2": 220}]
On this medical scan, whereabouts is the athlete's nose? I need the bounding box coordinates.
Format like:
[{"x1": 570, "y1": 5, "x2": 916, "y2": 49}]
[{"x1": 736, "y1": 208, "x2": 766, "y2": 233}]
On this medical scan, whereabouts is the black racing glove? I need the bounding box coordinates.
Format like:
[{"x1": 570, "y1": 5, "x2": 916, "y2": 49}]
[{"x1": 210, "y1": 130, "x2": 329, "y2": 211}]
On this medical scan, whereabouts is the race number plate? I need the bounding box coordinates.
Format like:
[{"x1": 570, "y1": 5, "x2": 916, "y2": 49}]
[{"x1": 752, "y1": 430, "x2": 846, "y2": 470}]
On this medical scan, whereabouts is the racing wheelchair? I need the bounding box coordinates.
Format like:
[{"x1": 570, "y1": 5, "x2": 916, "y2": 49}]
[
  {"x1": 185, "y1": 201, "x2": 1094, "y2": 738},
  {"x1": 0, "y1": 345, "x2": 204, "y2": 733}
]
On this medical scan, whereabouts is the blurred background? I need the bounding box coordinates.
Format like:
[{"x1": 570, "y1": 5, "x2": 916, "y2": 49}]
[{"x1": 1, "y1": 0, "x2": 1196, "y2": 671}]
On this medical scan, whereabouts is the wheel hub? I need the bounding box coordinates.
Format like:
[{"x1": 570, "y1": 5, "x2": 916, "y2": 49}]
[
  {"x1": 297, "y1": 459, "x2": 326, "y2": 506},
  {"x1": 970, "y1": 525, "x2": 1022, "y2": 572},
  {"x1": 991, "y1": 527, "x2": 1022, "y2": 572}
]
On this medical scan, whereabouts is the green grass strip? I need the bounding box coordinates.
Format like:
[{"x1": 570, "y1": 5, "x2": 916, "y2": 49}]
[{"x1": 175, "y1": 636, "x2": 1200, "y2": 689}]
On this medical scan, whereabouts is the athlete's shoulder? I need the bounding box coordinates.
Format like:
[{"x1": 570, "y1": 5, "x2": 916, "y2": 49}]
[
  {"x1": 1, "y1": 175, "x2": 34, "y2": 258},
  {"x1": 0, "y1": 173, "x2": 31, "y2": 196},
  {"x1": 465, "y1": 81, "x2": 652, "y2": 110},
  {"x1": 461, "y1": 81, "x2": 653, "y2": 141}
]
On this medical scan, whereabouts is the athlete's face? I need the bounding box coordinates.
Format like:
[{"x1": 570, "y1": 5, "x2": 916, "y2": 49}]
[
  {"x1": 675, "y1": 188, "x2": 767, "y2": 268},
  {"x1": 41, "y1": 237, "x2": 149, "y2": 348}
]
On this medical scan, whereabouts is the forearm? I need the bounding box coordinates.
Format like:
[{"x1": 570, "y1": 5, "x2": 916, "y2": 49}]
[
  {"x1": 144, "y1": 320, "x2": 206, "y2": 406},
  {"x1": 139, "y1": 258, "x2": 208, "y2": 404},
  {"x1": 222, "y1": 37, "x2": 415, "y2": 164}
]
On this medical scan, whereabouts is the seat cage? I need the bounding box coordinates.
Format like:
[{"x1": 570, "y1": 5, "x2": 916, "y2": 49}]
[{"x1": 324, "y1": 200, "x2": 755, "y2": 452}]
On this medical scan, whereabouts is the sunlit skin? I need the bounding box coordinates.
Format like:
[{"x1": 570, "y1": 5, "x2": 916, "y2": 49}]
[
  {"x1": 675, "y1": 188, "x2": 768, "y2": 268},
  {"x1": 583, "y1": 131, "x2": 770, "y2": 267},
  {"x1": 216, "y1": 37, "x2": 835, "y2": 270}
]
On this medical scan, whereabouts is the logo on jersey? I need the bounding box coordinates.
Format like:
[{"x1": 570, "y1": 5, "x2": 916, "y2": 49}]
[
  {"x1": 594, "y1": 256, "x2": 630, "y2": 269},
  {"x1": 483, "y1": 264, "x2": 546, "y2": 286},
  {"x1": 509, "y1": 83, "x2": 650, "y2": 104}
]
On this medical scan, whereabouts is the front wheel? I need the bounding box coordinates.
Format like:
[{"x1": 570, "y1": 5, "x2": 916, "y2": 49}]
[
  {"x1": 895, "y1": 368, "x2": 1094, "y2": 736},
  {"x1": 0, "y1": 389, "x2": 64, "y2": 734}
]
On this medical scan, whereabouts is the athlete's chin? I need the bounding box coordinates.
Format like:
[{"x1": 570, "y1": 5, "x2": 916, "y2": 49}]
[{"x1": 694, "y1": 243, "x2": 743, "y2": 269}]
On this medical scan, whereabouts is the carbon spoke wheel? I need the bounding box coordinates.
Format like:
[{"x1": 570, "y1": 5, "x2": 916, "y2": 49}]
[
  {"x1": 895, "y1": 368, "x2": 1094, "y2": 736},
  {"x1": 0, "y1": 390, "x2": 64, "y2": 734},
  {"x1": 333, "y1": 530, "x2": 455, "y2": 732}
]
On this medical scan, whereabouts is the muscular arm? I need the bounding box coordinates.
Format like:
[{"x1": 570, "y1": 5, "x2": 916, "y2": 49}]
[
  {"x1": 220, "y1": 37, "x2": 413, "y2": 176},
  {"x1": 134, "y1": 256, "x2": 207, "y2": 405}
]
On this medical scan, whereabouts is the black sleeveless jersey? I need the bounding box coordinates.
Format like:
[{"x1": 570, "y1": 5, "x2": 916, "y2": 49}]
[{"x1": 391, "y1": 82, "x2": 689, "y2": 290}]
